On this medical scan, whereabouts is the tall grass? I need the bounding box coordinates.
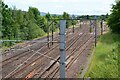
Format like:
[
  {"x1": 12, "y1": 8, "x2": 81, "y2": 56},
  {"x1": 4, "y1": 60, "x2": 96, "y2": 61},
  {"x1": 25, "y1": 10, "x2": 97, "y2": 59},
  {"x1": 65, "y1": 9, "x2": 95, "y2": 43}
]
[{"x1": 85, "y1": 32, "x2": 120, "y2": 78}]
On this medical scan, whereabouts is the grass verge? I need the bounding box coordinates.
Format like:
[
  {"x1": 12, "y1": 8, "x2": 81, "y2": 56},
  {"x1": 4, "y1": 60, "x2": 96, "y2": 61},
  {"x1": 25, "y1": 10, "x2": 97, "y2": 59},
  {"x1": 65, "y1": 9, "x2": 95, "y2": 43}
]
[{"x1": 84, "y1": 32, "x2": 120, "y2": 78}]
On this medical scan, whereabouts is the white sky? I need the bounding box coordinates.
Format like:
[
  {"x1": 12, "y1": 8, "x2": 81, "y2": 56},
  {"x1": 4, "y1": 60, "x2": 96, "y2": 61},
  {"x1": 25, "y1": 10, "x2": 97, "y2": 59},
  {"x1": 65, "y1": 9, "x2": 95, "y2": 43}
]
[{"x1": 4, "y1": 0, "x2": 115, "y2": 15}]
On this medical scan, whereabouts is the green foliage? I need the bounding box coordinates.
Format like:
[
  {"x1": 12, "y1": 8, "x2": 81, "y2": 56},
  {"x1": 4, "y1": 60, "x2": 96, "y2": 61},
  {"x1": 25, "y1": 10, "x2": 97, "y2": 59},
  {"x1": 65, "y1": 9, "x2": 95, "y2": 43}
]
[
  {"x1": 85, "y1": 33, "x2": 120, "y2": 78},
  {"x1": 107, "y1": 1, "x2": 120, "y2": 34},
  {"x1": 45, "y1": 12, "x2": 52, "y2": 20},
  {"x1": 27, "y1": 21, "x2": 45, "y2": 39},
  {"x1": 77, "y1": 15, "x2": 108, "y2": 21},
  {"x1": 98, "y1": 14, "x2": 109, "y2": 21},
  {"x1": 0, "y1": 1, "x2": 2, "y2": 39},
  {"x1": 1, "y1": 2, "x2": 47, "y2": 46},
  {"x1": 63, "y1": 12, "x2": 72, "y2": 28},
  {"x1": 1, "y1": 1, "x2": 78, "y2": 47}
]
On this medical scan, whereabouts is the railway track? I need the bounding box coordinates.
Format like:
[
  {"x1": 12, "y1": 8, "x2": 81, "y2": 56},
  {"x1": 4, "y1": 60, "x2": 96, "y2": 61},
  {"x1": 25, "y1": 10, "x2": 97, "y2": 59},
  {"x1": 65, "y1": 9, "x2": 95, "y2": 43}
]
[
  {"x1": 21, "y1": 23, "x2": 91, "y2": 79},
  {"x1": 2, "y1": 21, "x2": 101, "y2": 79},
  {"x1": 51, "y1": 36, "x2": 94, "y2": 78},
  {"x1": 10, "y1": 24, "x2": 84, "y2": 78},
  {"x1": 2, "y1": 22, "x2": 85, "y2": 78},
  {"x1": 1, "y1": 20, "x2": 108, "y2": 79},
  {"x1": 24, "y1": 26, "x2": 89, "y2": 79},
  {"x1": 33, "y1": 25, "x2": 94, "y2": 78},
  {"x1": 1, "y1": 24, "x2": 78, "y2": 67}
]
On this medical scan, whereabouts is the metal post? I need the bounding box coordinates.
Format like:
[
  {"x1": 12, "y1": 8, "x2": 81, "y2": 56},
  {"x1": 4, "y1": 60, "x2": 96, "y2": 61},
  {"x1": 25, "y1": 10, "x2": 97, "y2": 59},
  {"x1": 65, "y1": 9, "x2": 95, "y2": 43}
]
[
  {"x1": 47, "y1": 20, "x2": 50, "y2": 48},
  {"x1": 72, "y1": 20, "x2": 74, "y2": 33},
  {"x1": 89, "y1": 20, "x2": 92, "y2": 33},
  {"x1": 94, "y1": 16, "x2": 97, "y2": 47},
  {"x1": 100, "y1": 20, "x2": 103, "y2": 35},
  {"x1": 56, "y1": 21, "x2": 60, "y2": 35},
  {"x1": 80, "y1": 20, "x2": 81, "y2": 28},
  {"x1": 73, "y1": 25, "x2": 74, "y2": 33},
  {"x1": 60, "y1": 20, "x2": 66, "y2": 78},
  {"x1": 52, "y1": 21, "x2": 54, "y2": 45}
]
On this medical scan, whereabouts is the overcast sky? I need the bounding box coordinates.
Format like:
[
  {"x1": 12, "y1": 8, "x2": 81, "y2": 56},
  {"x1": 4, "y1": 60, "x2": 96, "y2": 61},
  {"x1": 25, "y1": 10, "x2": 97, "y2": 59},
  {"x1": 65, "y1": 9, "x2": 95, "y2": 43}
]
[{"x1": 4, "y1": 0, "x2": 115, "y2": 15}]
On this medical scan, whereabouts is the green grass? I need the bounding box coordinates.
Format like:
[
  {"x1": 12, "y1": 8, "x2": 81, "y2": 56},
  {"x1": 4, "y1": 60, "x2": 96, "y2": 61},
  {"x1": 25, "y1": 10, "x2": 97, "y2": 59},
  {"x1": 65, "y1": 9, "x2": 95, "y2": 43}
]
[{"x1": 85, "y1": 32, "x2": 120, "y2": 78}]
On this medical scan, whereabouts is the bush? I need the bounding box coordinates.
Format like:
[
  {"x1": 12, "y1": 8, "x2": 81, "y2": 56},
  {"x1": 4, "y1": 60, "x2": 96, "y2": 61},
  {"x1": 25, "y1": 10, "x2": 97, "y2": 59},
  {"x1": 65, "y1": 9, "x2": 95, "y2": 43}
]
[
  {"x1": 107, "y1": 1, "x2": 120, "y2": 34},
  {"x1": 27, "y1": 22, "x2": 45, "y2": 39}
]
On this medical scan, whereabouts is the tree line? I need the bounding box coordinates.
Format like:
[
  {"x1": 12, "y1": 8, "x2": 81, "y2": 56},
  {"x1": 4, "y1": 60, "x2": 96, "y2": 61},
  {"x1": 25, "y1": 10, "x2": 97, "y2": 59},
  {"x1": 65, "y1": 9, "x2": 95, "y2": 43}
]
[
  {"x1": 77, "y1": 14, "x2": 108, "y2": 20},
  {"x1": 1, "y1": 1, "x2": 77, "y2": 47},
  {"x1": 107, "y1": 1, "x2": 120, "y2": 34}
]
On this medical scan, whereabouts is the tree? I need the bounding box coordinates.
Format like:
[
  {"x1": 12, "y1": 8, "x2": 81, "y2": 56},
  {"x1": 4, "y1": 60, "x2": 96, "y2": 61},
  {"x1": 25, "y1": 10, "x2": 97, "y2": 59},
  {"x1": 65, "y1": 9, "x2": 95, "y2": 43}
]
[
  {"x1": 2, "y1": 1, "x2": 77, "y2": 47},
  {"x1": 63, "y1": 12, "x2": 70, "y2": 19},
  {"x1": 27, "y1": 21, "x2": 45, "y2": 39},
  {"x1": 40, "y1": 17, "x2": 48, "y2": 32},
  {"x1": 2, "y1": 2, "x2": 13, "y2": 39},
  {"x1": 45, "y1": 12, "x2": 51, "y2": 20},
  {"x1": 0, "y1": 1, "x2": 2, "y2": 39},
  {"x1": 107, "y1": 1, "x2": 120, "y2": 34},
  {"x1": 63, "y1": 12, "x2": 71, "y2": 28}
]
